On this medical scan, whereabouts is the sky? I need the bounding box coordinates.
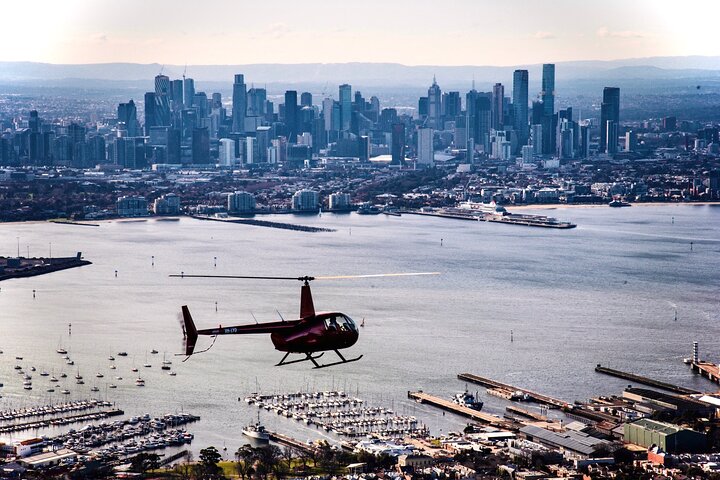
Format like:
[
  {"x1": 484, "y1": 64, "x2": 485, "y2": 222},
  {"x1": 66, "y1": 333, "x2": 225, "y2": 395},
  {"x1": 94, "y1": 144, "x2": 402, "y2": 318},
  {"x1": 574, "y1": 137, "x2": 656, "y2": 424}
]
[{"x1": 2, "y1": 0, "x2": 720, "y2": 66}]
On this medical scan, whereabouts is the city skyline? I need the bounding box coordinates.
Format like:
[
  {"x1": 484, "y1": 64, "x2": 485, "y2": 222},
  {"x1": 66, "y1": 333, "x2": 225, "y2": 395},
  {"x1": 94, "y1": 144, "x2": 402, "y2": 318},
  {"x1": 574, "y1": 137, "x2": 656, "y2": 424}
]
[{"x1": 2, "y1": 0, "x2": 719, "y2": 66}]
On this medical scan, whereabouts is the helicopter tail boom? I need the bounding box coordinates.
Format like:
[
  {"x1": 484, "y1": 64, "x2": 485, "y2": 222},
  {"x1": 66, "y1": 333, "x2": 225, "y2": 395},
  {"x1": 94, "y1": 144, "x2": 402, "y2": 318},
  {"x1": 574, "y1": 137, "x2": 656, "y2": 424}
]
[{"x1": 181, "y1": 305, "x2": 198, "y2": 356}]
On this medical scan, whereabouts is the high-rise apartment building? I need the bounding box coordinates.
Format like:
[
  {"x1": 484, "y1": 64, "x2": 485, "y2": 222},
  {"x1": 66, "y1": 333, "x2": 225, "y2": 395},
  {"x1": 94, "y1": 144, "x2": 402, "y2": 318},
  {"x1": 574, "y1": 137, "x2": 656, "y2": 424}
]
[
  {"x1": 600, "y1": 87, "x2": 620, "y2": 154},
  {"x1": 512, "y1": 70, "x2": 529, "y2": 148},
  {"x1": 491, "y1": 83, "x2": 504, "y2": 130}
]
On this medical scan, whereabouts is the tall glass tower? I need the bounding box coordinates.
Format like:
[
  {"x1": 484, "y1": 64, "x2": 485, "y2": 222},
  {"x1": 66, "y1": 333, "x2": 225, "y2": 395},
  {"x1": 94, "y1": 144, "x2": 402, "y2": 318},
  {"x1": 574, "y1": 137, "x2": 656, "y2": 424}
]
[{"x1": 512, "y1": 70, "x2": 529, "y2": 148}]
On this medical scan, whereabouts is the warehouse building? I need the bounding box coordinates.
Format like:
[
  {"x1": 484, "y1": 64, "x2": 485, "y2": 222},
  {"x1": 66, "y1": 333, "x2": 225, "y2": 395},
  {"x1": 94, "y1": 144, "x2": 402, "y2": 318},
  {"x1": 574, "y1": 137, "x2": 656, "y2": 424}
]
[{"x1": 624, "y1": 418, "x2": 707, "y2": 453}]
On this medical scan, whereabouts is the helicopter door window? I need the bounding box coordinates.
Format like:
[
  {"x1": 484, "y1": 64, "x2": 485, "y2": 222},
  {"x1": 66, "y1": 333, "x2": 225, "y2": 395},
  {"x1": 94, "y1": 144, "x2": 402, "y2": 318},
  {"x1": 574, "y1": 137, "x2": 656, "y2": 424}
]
[{"x1": 325, "y1": 316, "x2": 340, "y2": 331}]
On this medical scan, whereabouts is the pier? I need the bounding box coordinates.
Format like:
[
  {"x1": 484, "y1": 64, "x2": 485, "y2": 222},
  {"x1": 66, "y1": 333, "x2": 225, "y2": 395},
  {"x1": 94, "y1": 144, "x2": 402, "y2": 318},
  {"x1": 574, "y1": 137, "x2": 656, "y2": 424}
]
[
  {"x1": 457, "y1": 373, "x2": 569, "y2": 409},
  {"x1": 595, "y1": 364, "x2": 700, "y2": 395},
  {"x1": 267, "y1": 431, "x2": 315, "y2": 453},
  {"x1": 407, "y1": 391, "x2": 515, "y2": 430},
  {"x1": 505, "y1": 406, "x2": 547, "y2": 422},
  {"x1": 688, "y1": 361, "x2": 720, "y2": 385},
  {"x1": 404, "y1": 210, "x2": 576, "y2": 229}
]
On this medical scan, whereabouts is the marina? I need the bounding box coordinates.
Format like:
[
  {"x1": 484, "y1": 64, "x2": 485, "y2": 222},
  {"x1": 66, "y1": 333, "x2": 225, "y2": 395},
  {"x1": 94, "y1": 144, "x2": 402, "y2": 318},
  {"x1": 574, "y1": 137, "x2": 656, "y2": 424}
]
[{"x1": 244, "y1": 390, "x2": 429, "y2": 439}]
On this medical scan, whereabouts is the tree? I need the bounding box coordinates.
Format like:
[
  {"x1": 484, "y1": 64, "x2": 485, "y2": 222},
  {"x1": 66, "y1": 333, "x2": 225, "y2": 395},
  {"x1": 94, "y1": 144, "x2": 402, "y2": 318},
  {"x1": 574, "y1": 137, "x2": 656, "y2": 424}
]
[
  {"x1": 256, "y1": 444, "x2": 282, "y2": 480},
  {"x1": 198, "y1": 446, "x2": 224, "y2": 479},
  {"x1": 235, "y1": 445, "x2": 256, "y2": 480},
  {"x1": 130, "y1": 452, "x2": 161, "y2": 474}
]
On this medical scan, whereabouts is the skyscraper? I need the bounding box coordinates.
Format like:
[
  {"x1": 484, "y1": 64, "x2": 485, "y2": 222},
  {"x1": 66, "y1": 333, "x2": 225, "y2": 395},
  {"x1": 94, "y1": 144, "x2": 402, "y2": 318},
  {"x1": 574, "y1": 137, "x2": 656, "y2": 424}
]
[
  {"x1": 391, "y1": 123, "x2": 405, "y2": 166},
  {"x1": 339, "y1": 84, "x2": 352, "y2": 131},
  {"x1": 284, "y1": 90, "x2": 298, "y2": 143},
  {"x1": 417, "y1": 128, "x2": 434, "y2": 166},
  {"x1": 232, "y1": 74, "x2": 247, "y2": 133},
  {"x1": 144, "y1": 92, "x2": 157, "y2": 136},
  {"x1": 300, "y1": 92, "x2": 313, "y2": 107},
  {"x1": 153, "y1": 75, "x2": 171, "y2": 129},
  {"x1": 155, "y1": 75, "x2": 170, "y2": 97},
  {"x1": 600, "y1": 87, "x2": 620, "y2": 154},
  {"x1": 171, "y1": 80, "x2": 184, "y2": 109},
  {"x1": 512, "y1": 70, "x2": 529, "y2": 148},
  {"x1": 491, "y1": 83, "x2": 504, "y2": 130},
  {"x1": 427, "y1": 77, "x2": 442, "y2": 130},
  {"x1": 117, "y1": 100, "x2": 138, "y2": 137},
  {"x1": 541, "y1": 64, "x2": 555, "y2": 117},
  {"x1": 183, "y1": 78, "x2": 195, "y2": 108}
]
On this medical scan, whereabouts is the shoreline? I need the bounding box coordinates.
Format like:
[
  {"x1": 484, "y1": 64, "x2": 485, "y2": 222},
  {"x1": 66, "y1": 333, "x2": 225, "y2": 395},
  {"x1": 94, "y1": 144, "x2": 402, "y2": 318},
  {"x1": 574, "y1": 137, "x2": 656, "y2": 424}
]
[{"x1": 0, "y1": 202, "x2": 717, "y2": 226}]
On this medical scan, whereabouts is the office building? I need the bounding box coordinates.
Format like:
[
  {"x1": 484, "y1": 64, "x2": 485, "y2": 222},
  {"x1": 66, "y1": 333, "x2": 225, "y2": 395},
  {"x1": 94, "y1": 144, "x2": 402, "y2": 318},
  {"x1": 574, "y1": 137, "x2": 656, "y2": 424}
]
[
  {"x1": 232, "y1": 74, "x2": 247, "y2": 133},
  {"x1": 183, "y1": 78, "x2": 195, "y2": 108},
  {"x1": 191, "y1": 127, "x2": 210, "y2": 164},
  {"x1": 218, "y1": 138, "x2": 236, "y2": 167},
  {"x1": 391, "y1": 123, "x2": 405, "y2": 166},
  {"x1": 117, "y1": 100, "x2": 138, "y2": 137},
  {"x1": 427, "y1": 77, "x2": 442, "y2": 130},
  {"x1": 339, "y1": 84, "x2": 352, "y2": 131},
  {"x1": 284, "y1": 90, "x2": 298, "y2": 142}
]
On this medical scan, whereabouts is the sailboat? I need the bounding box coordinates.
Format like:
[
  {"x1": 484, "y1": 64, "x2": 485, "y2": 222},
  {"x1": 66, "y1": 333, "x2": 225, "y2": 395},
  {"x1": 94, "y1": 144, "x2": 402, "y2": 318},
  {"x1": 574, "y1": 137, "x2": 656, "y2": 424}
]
[{"x1": 161, "y1": 353, "x2": 172, "y2": 370}]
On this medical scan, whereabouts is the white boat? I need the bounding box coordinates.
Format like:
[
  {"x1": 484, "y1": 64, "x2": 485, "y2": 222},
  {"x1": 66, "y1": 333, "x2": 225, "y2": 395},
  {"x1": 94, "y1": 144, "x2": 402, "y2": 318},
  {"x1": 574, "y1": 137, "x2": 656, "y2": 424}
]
[
  {"x1": 96, "y1": 373, "x2": 104, "y2": 378},
  {"x1": 168, "y1": 371, "x2": 177, "y2": 376},
  {"x1": 135, "y1": 378, "x2": 145, "y2": 386},
  {"x1": 242, "y1": 413, "x2": 269, "y2": 441},
  {"x1": 108, "y1": 355, "x2": 115, "y2": 361},
  {"x1": 61, "y1": 389, "x2": 70, "y2": 394},
  {"x1": 90, "y1": 386, "x2": 100, "y2": 392},
  {"x1": 451, "y1": 390, "x2": 483, "y2": 411},
  {"x1": 109, "y1": 384, "x2": 117, "y2": 389}
]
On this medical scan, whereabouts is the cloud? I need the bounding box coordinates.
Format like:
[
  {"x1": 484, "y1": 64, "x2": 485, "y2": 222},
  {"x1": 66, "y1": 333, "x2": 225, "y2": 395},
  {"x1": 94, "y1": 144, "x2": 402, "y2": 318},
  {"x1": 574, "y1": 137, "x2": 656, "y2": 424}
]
[
  {"x1": 264, "y1": 22, "x2": 291, "y2": 39},
  {"x1": 534, "y1": 31, "x2": 556, "y2": 40},
  {"x1": 596, "y1": 27, "x2": 645, "y2": 39}
]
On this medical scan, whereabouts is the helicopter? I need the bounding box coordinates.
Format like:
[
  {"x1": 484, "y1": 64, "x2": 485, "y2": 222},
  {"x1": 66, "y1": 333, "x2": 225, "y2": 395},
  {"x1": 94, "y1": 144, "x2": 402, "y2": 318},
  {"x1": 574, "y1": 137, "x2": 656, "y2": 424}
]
[{"x1": 172, "y1": 273, "x2": 438, "y2": 369}]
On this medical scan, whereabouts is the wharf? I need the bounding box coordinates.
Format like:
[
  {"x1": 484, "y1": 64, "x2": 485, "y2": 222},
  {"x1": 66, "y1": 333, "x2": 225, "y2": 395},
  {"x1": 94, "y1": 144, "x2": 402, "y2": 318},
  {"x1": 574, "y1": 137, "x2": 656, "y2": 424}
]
[
  {"x1": 267, "y1": 431, "x2": 315, "y2": 453},
  {"x1": 505, "y1": 406, "x2": 547, "y2": 422},
  {"x1": 407, "y1": 391, "x2": 515, "y2": 430},
  {"x1": 457, "y1": 373, "x2": 568, "y2": 409},
  {"x1": 688, "y1": 361, "x2": 720, "y2": 385},
  {"x1": 404, "y1": 210, "x2": 576, "y2": 229},
  {"x1": 595, "y1": 364, "x2": 700, "y2": 395},
  {"x1": 0, "y1": 253, "x2": 91, "y2": 282}
]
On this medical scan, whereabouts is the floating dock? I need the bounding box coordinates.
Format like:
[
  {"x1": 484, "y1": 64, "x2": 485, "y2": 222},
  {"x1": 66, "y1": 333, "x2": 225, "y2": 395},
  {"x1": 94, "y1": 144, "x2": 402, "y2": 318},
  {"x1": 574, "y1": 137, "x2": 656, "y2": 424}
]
[
  {"x1": 594, "y1": 364, "x2": 700, "y2": 395},
  {"x1": 457, "y1": 373, "x2": 568, "y2": 409},
  {"x1": 407, "y1": 391, "x2": 515, "y2": 430}
]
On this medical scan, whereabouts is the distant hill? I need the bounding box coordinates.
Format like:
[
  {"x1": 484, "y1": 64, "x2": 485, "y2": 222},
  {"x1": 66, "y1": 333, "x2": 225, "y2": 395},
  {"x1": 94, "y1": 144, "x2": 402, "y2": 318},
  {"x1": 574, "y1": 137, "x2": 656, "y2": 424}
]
[{"x1": 1, "y1": 56, "x2": 719, "y2": 89}]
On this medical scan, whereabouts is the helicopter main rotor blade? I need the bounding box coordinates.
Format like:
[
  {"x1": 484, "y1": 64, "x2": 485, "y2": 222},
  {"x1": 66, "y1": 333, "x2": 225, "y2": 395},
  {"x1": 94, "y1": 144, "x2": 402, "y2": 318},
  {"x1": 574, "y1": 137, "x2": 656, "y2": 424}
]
[
  {"x1": 315, "y1": 272, "x2": 440, "y2": 280},
  {"x1": 169, "y1": 273, "x2": 440, "y2": 281},
  {"x1": 169, "y1": 274, "x2": 314, "y2": 281}
]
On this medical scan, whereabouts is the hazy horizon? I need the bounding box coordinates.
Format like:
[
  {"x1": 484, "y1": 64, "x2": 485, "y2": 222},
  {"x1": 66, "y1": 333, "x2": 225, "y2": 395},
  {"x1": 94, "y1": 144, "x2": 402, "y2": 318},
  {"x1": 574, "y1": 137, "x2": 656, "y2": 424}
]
[{"x1": 2, "y1": 0, "x2": 720, "y2": 66}]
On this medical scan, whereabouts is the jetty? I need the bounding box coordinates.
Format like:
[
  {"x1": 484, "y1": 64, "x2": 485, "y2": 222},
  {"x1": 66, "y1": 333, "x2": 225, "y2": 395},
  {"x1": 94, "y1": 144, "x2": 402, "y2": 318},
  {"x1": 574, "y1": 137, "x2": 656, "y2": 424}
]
[
  {"x1": 457, "y1": 373, "x2": 569, "y2": 408},
  {"x1": 595, "y1": 364, "x2": 700, "y2": 395},
  {"x1": 407, "y1": 391, "x2": 515, "y2": 430}
]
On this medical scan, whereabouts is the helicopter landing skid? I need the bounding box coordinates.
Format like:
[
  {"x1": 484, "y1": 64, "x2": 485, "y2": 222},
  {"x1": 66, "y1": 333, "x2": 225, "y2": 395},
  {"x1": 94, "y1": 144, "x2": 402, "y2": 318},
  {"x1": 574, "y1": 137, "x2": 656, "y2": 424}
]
[
  {"x1": 312, "y1": 350, "x2": 363, "y2": 369},
  {"x1": 275, "y1": 352, "x2": 324, "y2": 367}
]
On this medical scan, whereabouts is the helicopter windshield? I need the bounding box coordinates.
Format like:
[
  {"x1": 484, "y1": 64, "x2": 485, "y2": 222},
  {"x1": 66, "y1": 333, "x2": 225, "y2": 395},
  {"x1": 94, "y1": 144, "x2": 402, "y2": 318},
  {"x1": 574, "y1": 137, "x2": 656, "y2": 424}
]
[{"x1": 324, "y1": 315, "x2": 357, "y2": 332}]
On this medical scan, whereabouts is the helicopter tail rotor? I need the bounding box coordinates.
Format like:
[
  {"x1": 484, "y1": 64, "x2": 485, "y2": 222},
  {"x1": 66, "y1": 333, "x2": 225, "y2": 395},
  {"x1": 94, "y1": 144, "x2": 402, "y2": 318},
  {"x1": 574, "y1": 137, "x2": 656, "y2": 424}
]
[{"x1": 181, "y1": 305, "x2": 198, "y2": 357}]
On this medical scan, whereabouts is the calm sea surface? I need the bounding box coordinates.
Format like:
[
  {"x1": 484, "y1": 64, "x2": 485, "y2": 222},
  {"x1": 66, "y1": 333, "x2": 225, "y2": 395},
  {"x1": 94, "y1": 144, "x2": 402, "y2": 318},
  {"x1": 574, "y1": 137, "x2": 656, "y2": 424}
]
[{"x1": 1, "y1": 205, "x2": 719, "y2": 453}]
